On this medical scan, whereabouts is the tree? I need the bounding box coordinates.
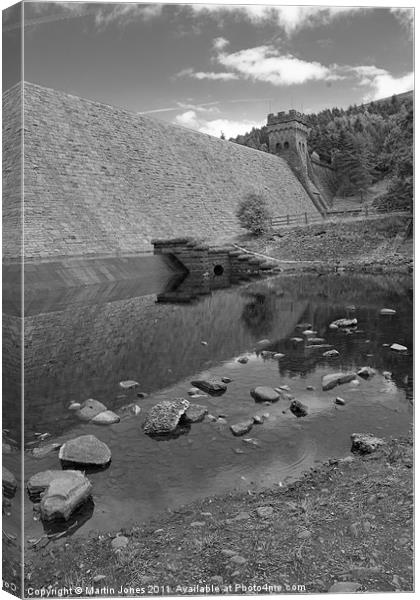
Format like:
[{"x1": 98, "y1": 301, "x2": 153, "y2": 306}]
[{"x1": 236, "y1": 193, "x2": 272, "y2": 235}]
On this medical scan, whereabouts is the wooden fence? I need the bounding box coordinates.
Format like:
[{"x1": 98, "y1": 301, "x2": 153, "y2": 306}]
[{"x1": 271, "y1": 206, "x2": 369, "y2": 228}]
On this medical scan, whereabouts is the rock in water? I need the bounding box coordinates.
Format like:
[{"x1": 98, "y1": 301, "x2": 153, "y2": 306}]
[
  {"x1": 237, "y1": 356, "x2": 248, "y2": 364},
  {"x1": 335, "y1": 397, "x2": 346, "y2": 406},
  {"x1": 250, "y1": 386, "x2": 280, "y2": 403},
  {"x1": 322, "y1": 372, "x2": 357, "y2": 391},
  {"x1": 91, "y1": 410, "x2": 120, "y2": 425},
  {"x1": 379, "y1": 308, "x2": 396, "y2": 315},
  {"x1": 230, "y1": 420, "x2": 254, "y2": 436},
  {"x1": 183, "y1": 404, "x2": 208, "y2": 423},
  {"x1": 390, "y1": 343, "x2": 408, "y2": 353},
  {"x1": 329, "y1": 318, "x2": 357, "y2": 328},
  {"x1": 41, "y1": 471, "x2": 92, "y2": 522},
  {"x1": 59, "y1": 435, "x2": 111, "y2": 467},
  {"x1": 190, "y1": 379, "x2": 227, "y2": 395},
  {"x1": 323, "y1": 349, "x2": 340, "y2": 357},
  {"x1": 119, "y1": 380, "x2": 139, "y2": 390},
  {"x1": 31, "y1": 442, "x2": 62, "y2": 459},
  {"x1": 357, "y1": 366, "x2": 376, "y2": 379},
  {"x1": 290, "y1": 400, "x2": 308, "y2": 417},
  {"x1": 2, "y1": 466, "x2": 17, "y2": 498},
  {"x1": 77, "y1": 399, "x2": 107, "y2": 421},
  {"x1": 27, "y1": 469, "x2": 92, "y2": 521},
  {"x1": 143, "y1": 399, "x2": 190, "y2": 435},
  {"x1": 351, "y1": 433, "x2": 385, "y2": 455}
]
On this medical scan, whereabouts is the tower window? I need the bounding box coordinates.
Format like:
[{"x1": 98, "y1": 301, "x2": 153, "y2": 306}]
[
  {"x1": 284, "y1": 141, "x2": 290, "y2": 149},
  {"x1": 276, "y1": 142, "x2": 282, "y2": 153}
]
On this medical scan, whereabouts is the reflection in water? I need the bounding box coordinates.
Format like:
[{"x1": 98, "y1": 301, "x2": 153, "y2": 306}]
[{"x1": 2, "y1": 271, "x2": 413, "y2": 543}]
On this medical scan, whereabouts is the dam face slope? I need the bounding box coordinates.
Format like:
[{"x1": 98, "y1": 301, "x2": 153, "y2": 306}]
[{"x1": 7, "y1": 82, "x2": 317, "y2": 260}]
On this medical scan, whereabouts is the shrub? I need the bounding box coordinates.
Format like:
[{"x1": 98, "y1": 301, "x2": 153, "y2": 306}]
[{"x1": 236, "y1": 193, "x2": 272, "y2": 235}]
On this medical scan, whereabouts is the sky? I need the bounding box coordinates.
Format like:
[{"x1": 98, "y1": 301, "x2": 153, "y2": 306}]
[{"x1": 2, "y1": 1, "x2": 415, "y2": 139}]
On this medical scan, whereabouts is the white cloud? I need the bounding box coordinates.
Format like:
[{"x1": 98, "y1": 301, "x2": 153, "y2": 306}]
[
  {"x1": 218, "y1": 46, "x2": 335, "y2": 86},
  {"x1": 177, "y1": 67, "x2": 239, "y2": 81},
  {"x1": 94, "y1": 4, "x2": 163, "y2": 30},
  {"x1": 188, "y1": 5, "x2": 364, "y2": 36},
  {"x1": 213, "y1": 37, "x2": 229, "y2": 51},
  {"x1": 362, "y1": 71, "x2": 414, "y2": 102},
  {"x1": 174, "y1": 110, "x2": 263, "y2": 139}
]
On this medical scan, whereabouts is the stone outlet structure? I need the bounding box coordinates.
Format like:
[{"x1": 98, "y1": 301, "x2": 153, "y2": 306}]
[{"x1": 152, "y1": 237, "x2": 279, "y2": 302}]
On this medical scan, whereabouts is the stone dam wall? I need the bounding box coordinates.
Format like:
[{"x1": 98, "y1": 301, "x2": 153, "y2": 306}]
[{"x1": 3, "y1": 82, "x2": 319, "y2": 261}]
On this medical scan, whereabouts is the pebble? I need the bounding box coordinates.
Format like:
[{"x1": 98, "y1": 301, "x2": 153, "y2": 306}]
[
  {"x1": 111, "y1": 535, "x2": 128, "y2": 550},
  {"x1": 306, "y1": 385, "x2": 315, "y2": 391},
  {"x1": 256, "y1": 506, "x2": 273, "y2": 518},
  {"x1": 335, "y1": 397, "x2": 346, "y2": 406},
  {"x1": 119, "y1": 380, "x2": 139, "y2": 390},
  {"x1": 221, "y1": 377, "x2": 232, "y2": 383},
  {"x1": 237, "y1": 356, "x2": 248, "y2": 364},
  {"x1": 274, "y1": 353, "x2": 285, "y2": 359}
]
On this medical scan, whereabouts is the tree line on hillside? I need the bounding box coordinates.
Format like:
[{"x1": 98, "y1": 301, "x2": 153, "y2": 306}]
[{"x1": 230, "y1": 93, "x2": 413, "y2": 212}]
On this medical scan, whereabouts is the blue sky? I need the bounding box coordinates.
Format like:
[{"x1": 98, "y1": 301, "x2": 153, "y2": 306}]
[{"x1": 2, "y1": 2, "x2": 415, "y2": 138}]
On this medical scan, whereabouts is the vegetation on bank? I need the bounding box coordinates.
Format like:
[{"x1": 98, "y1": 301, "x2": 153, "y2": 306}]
[
  {"x1": 230, "y1": 92, "x2": 413, "y2": 212},
  {"x1": 25, "y1": 435, "x2": 413, "y2": 594}
]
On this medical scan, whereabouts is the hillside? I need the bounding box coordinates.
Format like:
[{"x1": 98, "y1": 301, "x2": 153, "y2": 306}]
[{"x1": 231, "y1": 92, "x2": 413, "y2": 212}]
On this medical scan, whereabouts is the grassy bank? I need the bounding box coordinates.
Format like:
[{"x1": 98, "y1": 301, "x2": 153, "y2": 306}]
[
  {"x1": 25, "y1": 435, "x2": 413, "y2": 595},
  {"x1": 238, "y1": 214, "x2": 413, "y2": 274}
]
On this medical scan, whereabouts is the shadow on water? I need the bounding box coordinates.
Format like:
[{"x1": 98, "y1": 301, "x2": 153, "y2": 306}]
[{"x1": 2, "y1": 270, "x2": 413, "y2": 540}]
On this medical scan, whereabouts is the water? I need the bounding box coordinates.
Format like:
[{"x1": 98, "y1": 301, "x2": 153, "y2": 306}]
[{"x1": 3, "y1": 271, "x2": 413, "y2": 542}]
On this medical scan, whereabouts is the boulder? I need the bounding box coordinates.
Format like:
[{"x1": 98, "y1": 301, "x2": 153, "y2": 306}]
[
  {"x1": 183, "y1": 404, "x2": 208, "y2": 423},
  {"x1": 290, "y1": 400, "x2": 308, "y2": 417},
  {"x1": 390, "y1": 343, "x2": 408, "y2": 353},
  {"x1": 230, "y1": 420, "x2": 254, "y2": 437},
  {"x1": 41, "y1": 471, "x2": 92, "y2": 522},
  {"x1": 27, "y1": 469, "x2": 92, "y2": 522},
  {"x1": 250, "y1": 386, "x2": 280, "y2": 403},
  {"x1": 119, "y1": 380, "x2": 139, "y2": 390},
  {"x1": 329, "y1": 318, "x2": 357, "y2": 329},
  {"x1": 188, "y1": 387, "x2": 201, "y2": 396},
  {"x1": 91, "y1": 410, "x2": 120, "y2": 425},
  {"x1": 323, "y1": 349, "x2": 340, "y2": 357},
  {"x1": 357, "y1": 366, "x2": 376, "y2": 379},
  {"x1": 59, "y1": 435, "x2": 111, "y2": 467},
  {"x1": 77, "y1": 399, "x2": 107, "y2": 421},
  {"x1": 322, "y1": 372, "x2": 357, "y2": 391},
  {"x1": 253, "y1": 415, "x2": 264, "y2": 425},
  {"x1": 2, "y1": 466, "x2": 17, "y2": 498},
  {"x1": 302, "y1": 330, "x2": 318, "y2": 336},
  {"x1": 191, "y1": 379, "x2": 227, "y2": 395},
  {"x1": 351, "y1": 433, "x2": 385, "y2": 455},
  {"x1": 379, "y1": 308, "x2": 396, "y2": 315},
  {"x1": 237, "y1": 356, "x2": 249, "y2": 364},
  {"x1": 143, "y1": 399, "x2": 190, "y2": 435}
]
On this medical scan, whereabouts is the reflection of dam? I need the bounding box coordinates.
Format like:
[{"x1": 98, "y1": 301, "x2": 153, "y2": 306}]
[{"x1": 15, "y1": 285, "x2": 308, "y2": 438}]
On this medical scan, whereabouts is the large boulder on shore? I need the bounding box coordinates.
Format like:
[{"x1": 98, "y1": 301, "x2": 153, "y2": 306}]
[
  {"x1": 143, "y1": 399, "x2": 190, "y2": 435},
  {"x1": 2, "y1": 466, "x2": 17, "y2": 498},
  {"x1": 59, "y1": 435, "x2": 111, "y2": 467},
  {"x1": 250, "y1": 386, "x2": 280, "y2": 403},
  {"x1": 351, "y1": 433, "x2": 385, "y2": 455},
  {"x1": 322, "y1": 372, "x2": 357, "y2": 391},
  {"x1": 27, "y1": 470, "x2": 92, "y2": 521},
  {"x1": 190, "y1": 379, "x2": 227, "y2": 395}
]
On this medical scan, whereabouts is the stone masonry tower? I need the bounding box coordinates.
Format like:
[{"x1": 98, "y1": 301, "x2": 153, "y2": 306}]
[
  {"x1": 266, "y1": 109, "x2": 310, "y2": 175},
  {"x1": 266, "y1": 110, "x2": 329, "y2": 213}
]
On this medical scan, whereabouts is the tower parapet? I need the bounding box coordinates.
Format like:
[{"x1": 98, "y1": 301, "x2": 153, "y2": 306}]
[{"x1": 267, "y1": 110, "x2": 310, "y2": 128}]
